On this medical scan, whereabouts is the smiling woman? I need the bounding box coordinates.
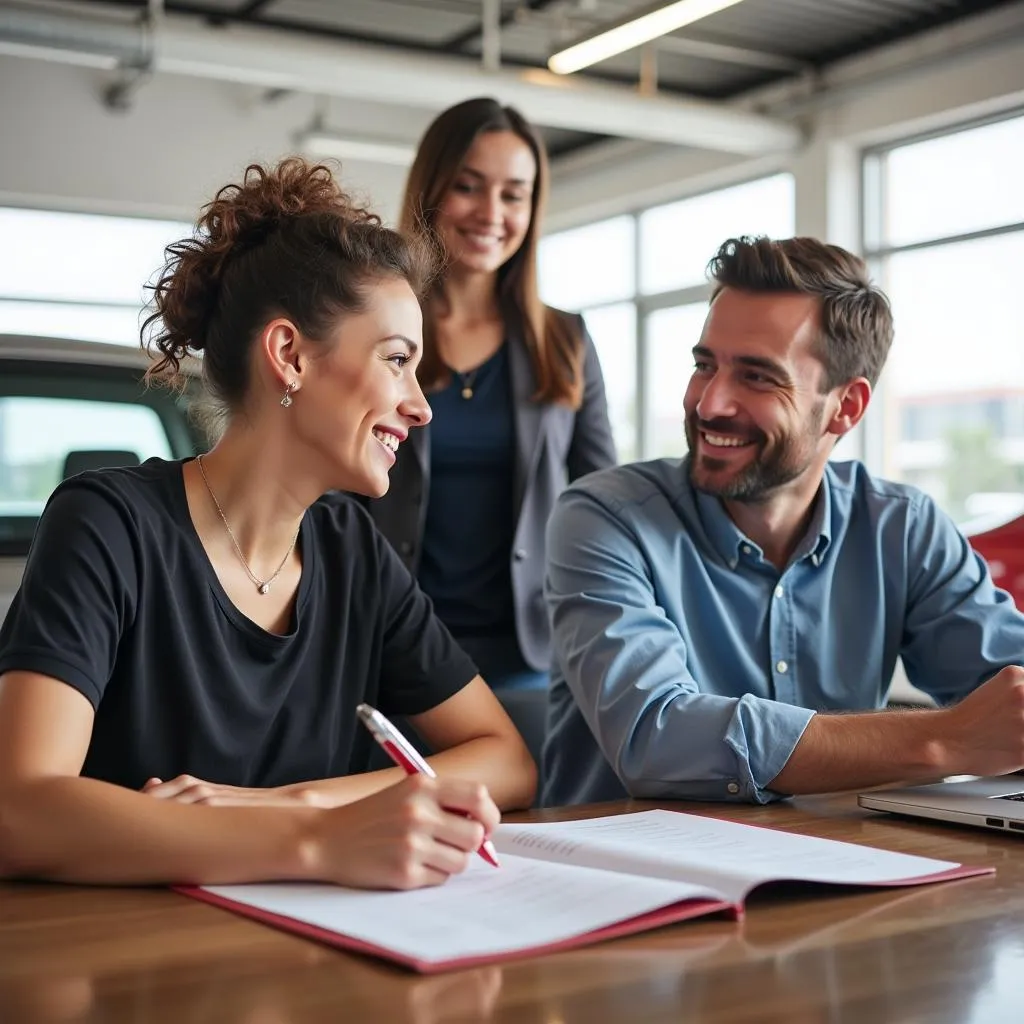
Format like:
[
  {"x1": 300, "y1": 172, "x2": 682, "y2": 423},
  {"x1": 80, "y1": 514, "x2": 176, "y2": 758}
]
[
  {"x1": 368, "y1": 98, "x2": 617, "y2": 703},
  {"x1": 0, "y1": 157, "x2": 536, "y2": 892}
]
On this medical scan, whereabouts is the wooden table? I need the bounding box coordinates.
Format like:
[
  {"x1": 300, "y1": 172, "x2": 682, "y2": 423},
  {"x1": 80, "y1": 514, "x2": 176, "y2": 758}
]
[{"x1": 3, "y1": 794, "x2": 1023, "y2": 1023}]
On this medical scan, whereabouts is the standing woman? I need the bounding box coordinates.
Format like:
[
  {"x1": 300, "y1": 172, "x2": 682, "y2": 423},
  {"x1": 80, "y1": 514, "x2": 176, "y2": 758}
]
[
  {"x1": 0, "y1": 158, "x2": 534, "y2": 890},
  {"x1": 369, "y1": 97, "x2": 617, "y2": 697}
]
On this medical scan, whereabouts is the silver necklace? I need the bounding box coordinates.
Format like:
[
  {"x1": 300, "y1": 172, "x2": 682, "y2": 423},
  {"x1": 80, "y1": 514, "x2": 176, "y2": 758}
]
[{"x1": 195, "y1": 454, "x2": 300, "y2": 595}]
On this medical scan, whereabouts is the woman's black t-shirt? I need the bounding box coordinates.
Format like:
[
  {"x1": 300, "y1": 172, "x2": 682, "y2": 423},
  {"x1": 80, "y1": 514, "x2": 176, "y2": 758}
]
[{"x1": 0, "y1": 459, "x2": 477, "y2": 790}]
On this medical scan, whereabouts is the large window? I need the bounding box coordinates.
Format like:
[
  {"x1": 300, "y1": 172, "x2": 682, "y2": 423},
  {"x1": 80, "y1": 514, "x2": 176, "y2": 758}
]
[
  {"x1": 540, "y1": 174, "x2": 795, "y2": 461},
  {"x1": 0, "y1": 208, "x2": 191, "y2": 346},
  {"x1": 539, "y1": 216, "x2": 639, "y2": 460},
  {"x1": 863, "y1": 114, "x2": 1024, "y2": 527},
  {"x1": 639, "y1": 175, "x2": 795, "y2": 295},
  {"x1": 645, "y1": 304, "x2": 707, "y2": 458},
  {"x1": 581, "y1": 302, "x2": 638, "y2": 463}
]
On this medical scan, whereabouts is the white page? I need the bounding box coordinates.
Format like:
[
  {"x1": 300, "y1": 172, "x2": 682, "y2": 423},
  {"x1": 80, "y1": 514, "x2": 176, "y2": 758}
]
[
  {"x1": 201, "y1": 853, "x2": 724, "y2": 966},
  {"x1": 495, "y1": 810, "x2": 962, "y2": 904}
]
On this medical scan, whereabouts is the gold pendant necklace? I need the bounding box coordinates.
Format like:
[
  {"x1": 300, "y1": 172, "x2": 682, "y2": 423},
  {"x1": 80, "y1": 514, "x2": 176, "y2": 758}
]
[
  {"x1": 455, "y1": 367, "x2": 480, "y2": 400},
  {"x1": 196, "y1": 455, "x2": 300, "y2": 595}
]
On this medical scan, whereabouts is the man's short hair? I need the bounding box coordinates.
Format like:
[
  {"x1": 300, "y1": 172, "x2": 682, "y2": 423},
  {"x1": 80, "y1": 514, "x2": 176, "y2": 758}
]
[{"x1": 707, "y1": 236, "x2": 894, "y2": 389}]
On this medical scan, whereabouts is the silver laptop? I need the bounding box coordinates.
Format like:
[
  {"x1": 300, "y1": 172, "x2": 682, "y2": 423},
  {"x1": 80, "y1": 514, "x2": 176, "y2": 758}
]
[{"x1": 859, "y1": 776, "x2": 1024, "y2": 834}]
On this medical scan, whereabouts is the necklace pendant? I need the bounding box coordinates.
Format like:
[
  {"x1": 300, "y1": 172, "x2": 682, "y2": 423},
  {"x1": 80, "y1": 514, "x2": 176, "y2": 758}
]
[
  {"x1": 258, "y1": 582, "x2": 270, "y2": 595},
  {"x1": 461, "y1": 386, "x2": 473, "y2": 400}
]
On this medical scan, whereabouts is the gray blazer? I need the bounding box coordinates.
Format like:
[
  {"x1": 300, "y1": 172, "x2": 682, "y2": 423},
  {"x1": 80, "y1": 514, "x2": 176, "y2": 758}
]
[{"x1": 368, "y1": 313, "x2": 617, "y2": 671}]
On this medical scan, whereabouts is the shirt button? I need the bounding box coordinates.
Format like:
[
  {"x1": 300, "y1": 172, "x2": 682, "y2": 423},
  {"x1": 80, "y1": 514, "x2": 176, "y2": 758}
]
[
  {"x1": 727, "y1": 782, "x2": 740, "y2": 795},
  {"x1": 513, "y1": 548, "x2": 528, "y2": 561},
  {"x1": 741, "y1": 545, "x2": 752, "y2": 555},
  {"x1": 774, "y1": 585, "x2": 784, "y2": 599},
  {"x1": 776, "y1": 660, "x2": 788, "y2": 674},
  {"x1": 399, "y1": 540, "x2": 413, "y2": 555}
]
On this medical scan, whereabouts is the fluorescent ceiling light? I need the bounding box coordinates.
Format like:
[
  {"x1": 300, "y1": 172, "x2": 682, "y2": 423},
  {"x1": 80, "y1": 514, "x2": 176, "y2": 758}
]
[
  {"x1": 296, "y1": 130, "x2": 415, "y2": 166},
  {"x1": 548, "y1": 0, "x2": 748, "y2": 75}
]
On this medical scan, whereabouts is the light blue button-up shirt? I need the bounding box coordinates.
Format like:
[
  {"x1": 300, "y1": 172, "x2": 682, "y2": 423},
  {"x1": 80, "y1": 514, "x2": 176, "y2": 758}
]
[{"x1": 541, "y1": 456, "x2": 1024, "y2": 807}]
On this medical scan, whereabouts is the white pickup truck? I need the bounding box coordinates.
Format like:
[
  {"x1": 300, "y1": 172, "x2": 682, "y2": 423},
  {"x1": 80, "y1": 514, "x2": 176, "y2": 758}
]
[{"x1": 0, "y1": 334, "x2": 203, "y2": 621}]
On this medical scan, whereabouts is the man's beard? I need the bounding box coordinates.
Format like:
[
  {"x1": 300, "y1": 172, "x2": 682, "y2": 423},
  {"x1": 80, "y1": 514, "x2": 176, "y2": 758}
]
[{"x1": 685, "y1": 404, "x2": 825, "y2": 503}]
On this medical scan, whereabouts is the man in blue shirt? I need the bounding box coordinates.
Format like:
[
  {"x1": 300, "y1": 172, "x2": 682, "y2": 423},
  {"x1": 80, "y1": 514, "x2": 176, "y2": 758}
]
[{"x1": 542, "y1": 235, "x2": 1024, "y2": 807}]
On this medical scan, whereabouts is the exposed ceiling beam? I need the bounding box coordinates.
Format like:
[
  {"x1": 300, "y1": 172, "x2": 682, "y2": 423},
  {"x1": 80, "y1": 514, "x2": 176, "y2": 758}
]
[
  {"x1": 234, "y1": 0, "x2": 275, "y2": 19},
  {"x1": 656, "y1": 33, "x2": 811, "y2": 73},
  {"x1": 48, "y1": 0, "x2": 787, "y2": 96},
  {"x1": 161, "y1": 16, "x2": 802, "y2": 153},
  {"x1": 0, "y1": 2, "x2": 802, "y2": 154},
  {"x1": 442, "y1": 0, "x2": 557, "y2": 53}
]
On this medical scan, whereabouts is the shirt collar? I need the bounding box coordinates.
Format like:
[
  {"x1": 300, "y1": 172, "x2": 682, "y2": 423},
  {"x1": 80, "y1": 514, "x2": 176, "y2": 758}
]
[
  {"x1": 795, "y1": 474, "x2": 832, "y2": 567},
  {"x1": 687, "y1": 458, "x2": 833, "y2": 570}
]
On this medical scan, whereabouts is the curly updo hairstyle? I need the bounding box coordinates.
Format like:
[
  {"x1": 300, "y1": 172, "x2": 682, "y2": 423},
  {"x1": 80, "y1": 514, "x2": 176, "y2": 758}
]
[{"x1": 143, "y1": 157, "x2": 432, "y2": 410}]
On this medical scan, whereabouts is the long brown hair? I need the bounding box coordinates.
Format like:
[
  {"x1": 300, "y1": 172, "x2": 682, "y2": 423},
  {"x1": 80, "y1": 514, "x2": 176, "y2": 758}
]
[{"x1": 400, "y1": 97, "x2": 583, "y2": 408}]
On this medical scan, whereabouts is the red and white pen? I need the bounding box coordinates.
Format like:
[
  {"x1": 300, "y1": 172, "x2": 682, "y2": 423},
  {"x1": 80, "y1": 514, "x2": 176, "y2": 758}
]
[{"x1": 356, "y1": 703, "x2": 501, "y2": 868}]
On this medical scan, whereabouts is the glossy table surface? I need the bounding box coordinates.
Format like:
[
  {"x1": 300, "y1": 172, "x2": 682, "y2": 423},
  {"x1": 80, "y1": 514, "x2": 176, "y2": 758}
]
[{"x1": 3, "y1": 794, "x2": 1023, "y2": 1024}]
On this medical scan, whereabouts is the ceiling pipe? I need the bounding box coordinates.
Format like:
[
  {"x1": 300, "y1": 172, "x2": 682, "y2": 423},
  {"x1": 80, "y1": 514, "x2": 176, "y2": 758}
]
[
  {"x1": 0, "y1": 1, "x2": 801, "y2": 156},
  {"x1": 480, "y1": 0, "x2": 501, "y2": 72},
  {"x1": 0, "y1": 1, "x2": 144, "y2": 68}
]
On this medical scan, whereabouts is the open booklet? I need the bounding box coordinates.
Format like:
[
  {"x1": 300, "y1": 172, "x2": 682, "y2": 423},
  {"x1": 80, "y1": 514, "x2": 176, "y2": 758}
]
[{"x1": 182, "y1": 809, "x2": 992, "y2": 973}]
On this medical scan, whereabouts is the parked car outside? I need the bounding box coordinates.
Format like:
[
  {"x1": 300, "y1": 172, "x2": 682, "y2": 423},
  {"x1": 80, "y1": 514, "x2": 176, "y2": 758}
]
[{"x1": 0, "y1": 334, "x2": 203, "y2": 621}]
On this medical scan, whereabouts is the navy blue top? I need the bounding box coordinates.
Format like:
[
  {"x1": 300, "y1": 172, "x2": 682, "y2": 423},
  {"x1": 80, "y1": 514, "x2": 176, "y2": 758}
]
[{"x1": 419, "y1": 343, "x2": 517, "y2": 637}]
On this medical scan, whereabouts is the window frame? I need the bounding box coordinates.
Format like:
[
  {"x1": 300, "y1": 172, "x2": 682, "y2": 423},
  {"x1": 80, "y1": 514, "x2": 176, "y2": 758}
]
[
  {"x1": 860, "y1": 107, "x2": 1024, "y2": 521},
  {"x1": 862, "y1": 107, "x2": 1024, "y2": 257}
]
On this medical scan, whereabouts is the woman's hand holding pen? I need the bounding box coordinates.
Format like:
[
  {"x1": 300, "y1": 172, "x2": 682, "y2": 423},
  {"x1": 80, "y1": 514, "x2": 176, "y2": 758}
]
[
  {"x1": 300, "y1": 774, "x2": 500, "y2": 890},
  {"x1": 144, "y1": 771, "x2": 500, "y2": 889}
]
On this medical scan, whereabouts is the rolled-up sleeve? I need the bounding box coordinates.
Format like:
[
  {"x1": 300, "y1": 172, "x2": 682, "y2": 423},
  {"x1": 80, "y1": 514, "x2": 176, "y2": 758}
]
[{"x1": 545, "y1": 487, "x2": 814, "y2": 804}]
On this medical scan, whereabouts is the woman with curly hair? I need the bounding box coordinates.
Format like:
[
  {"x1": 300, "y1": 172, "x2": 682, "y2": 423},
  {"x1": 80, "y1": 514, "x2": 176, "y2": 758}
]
[{"x1": 0, "y1": 157, "x2": 535, "y2": 890}]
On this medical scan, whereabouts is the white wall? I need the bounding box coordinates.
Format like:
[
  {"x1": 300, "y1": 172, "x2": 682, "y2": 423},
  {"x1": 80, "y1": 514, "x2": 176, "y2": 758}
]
[{"x1": 0, "y1": 55, "x2": 424, "y2": 223}]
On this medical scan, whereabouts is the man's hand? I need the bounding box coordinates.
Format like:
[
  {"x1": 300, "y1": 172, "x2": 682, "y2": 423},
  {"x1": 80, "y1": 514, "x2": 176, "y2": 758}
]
[
  {"x1": 938, "y1": 665, "x2": 1024, "y2": 777},
  {"x1": 769, "y1": 664, "x2": 1024, "y2": 796}
]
